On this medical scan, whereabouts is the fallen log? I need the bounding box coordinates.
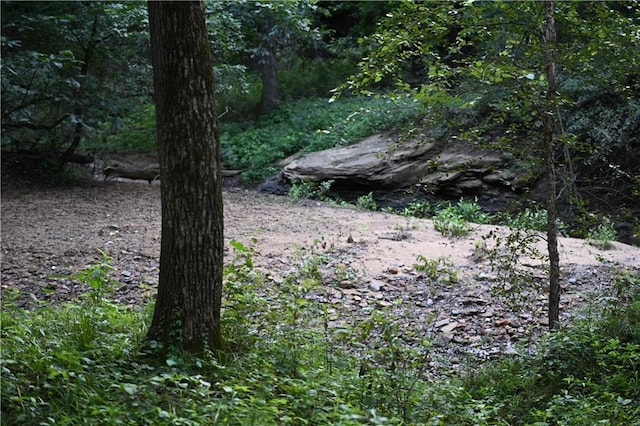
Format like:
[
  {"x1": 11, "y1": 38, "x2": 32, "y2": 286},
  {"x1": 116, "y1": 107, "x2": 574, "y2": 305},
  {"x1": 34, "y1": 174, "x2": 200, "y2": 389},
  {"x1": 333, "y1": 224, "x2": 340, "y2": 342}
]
[
  {"x1": 104, "y1": 165, "x2": 160, "y2": 183},
  {"x1": 103, "y1": 164, "x2": 243, "y2": 183},
  {"x1": 222, "y1": 169, "x2": 243, "y2": 177}
]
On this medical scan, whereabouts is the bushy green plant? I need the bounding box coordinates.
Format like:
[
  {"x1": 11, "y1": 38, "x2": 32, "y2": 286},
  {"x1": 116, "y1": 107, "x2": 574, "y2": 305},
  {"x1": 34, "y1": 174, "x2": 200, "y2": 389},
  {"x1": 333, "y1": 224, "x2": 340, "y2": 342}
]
[
  {"x1": 430, "y1": 198, "x2": 490, "y2": 237},
  {"x1": 97, "y1": 103, "x2": 157, "y2": 153},
  {"x1": 587, "y1": 219, "x2": 618, "y2": 250},
  {"x1": 214, "y1": 64, "x2": 262, "y2": 119},
  {"x1": 222, "y1": 239, "x2": 269, "y2": 351},
  {"x1": 454, "y1": 197, "x2": 491, "y2": 224},
  {"x1": 346, "y1": 310, "x2": 434, "y2": 421},
  {"x1": 413, "y1": 255, "x2": 458, "y2": 284},
  {"x1": 499, "y1": 206, "x2": 567, "y2": 235},
  {"x1": 398, "y1": 200, "x2": 438, "y2": 218},
  {"x1": 288, "y1": 179, "x2": 334, "y2": 201},
  {"x1": 355, "y1": 192, "x2": 377, "y2": 211},
  {"x1": 602, "y1": 268, "x2": 640, "y2": 343},
  {"x1": 462, "y1": 288, "x2": 640, "y2": 425},
  {"x1": 279, "y1": 56, "x2": 360, "y2": 100},
  {"x1": 0, "y1": 294, "x2": 150, "y2": 424},
  {"x1": 288, "y1": 180, "x2": 318, "y2": 200},
  {"x1": 68, "y1": 249, "x2": 117, "y2": 302},
  {"x1": 484, "y1": 228, "x2": 547, "y2": 311},
  {"x1": 433, "y1": 206, "x2": 472, "y2": 237},
  {"x1": 510, "y1": 207, "x2": 549, "y2": 231}
]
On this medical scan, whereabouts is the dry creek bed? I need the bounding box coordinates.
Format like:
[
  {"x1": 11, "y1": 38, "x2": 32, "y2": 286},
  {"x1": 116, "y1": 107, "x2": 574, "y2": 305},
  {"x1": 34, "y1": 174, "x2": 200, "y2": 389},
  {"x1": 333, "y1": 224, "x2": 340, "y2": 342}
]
[{"x1": 2, "y1": 181, "x2": 639, "y2": 372}]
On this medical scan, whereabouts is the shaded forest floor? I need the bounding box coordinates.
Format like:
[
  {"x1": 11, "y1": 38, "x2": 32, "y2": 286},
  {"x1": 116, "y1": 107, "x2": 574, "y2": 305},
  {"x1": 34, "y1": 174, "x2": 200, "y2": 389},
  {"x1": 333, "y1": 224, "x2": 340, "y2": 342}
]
[{"x1": 2, "y1": 180, "x2": 639, "y2": 368}]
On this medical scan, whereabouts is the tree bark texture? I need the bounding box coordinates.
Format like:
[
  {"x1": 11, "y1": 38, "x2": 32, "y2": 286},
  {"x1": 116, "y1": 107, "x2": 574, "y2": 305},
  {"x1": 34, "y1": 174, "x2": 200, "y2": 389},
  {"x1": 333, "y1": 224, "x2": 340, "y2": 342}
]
[
  {"x1": 543, "y1": 0, "x2": 561, "y2": 330},
  {"x1": 146, "y1": 0, "x2": 224, "y2": 351}
]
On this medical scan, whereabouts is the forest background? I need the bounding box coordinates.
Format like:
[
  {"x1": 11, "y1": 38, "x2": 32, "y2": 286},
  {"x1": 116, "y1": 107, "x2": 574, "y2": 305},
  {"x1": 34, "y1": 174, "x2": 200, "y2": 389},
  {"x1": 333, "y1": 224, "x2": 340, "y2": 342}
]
[
  {"x1": 2, "y1": 1, "x2": 640, "y2": 425},
  {"x1": 2, "y1": 0, "x2": 639, "y2": 236}
]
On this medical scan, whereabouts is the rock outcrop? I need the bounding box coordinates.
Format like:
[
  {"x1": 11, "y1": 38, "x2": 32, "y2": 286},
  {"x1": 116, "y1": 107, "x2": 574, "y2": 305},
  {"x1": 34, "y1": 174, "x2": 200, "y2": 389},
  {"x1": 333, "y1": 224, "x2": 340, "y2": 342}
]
[{"x1": 275, "y1": 133, "x2": 538, "y2": 207}]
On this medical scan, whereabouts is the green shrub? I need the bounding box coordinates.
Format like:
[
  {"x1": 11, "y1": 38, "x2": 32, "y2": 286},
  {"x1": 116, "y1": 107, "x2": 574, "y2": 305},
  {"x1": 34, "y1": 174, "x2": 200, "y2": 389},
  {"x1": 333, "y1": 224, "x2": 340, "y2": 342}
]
[
  {"x1": 288, "y1": 179, "x2": 334, "y2": 201},
  {"x1": 461, "y1": 275, "x2": 640, "y2": 425},
  {"x1": 499, "y1": 206, "x2": 567, "y2": 235},
  {"x1": 220, "y1": 96, "x2": 421, "y2": 184},
  {"x1": 454, "y1": 197, "x2": 491, "y2": 224},
  {"x1": 397, "y1": 198, "x2": 489, "y2": 237},
  {"x1": 413, "y1": 255, "x2": 458, "y2": 284},
  {"x1": 96, "y1": 103, "x2": 157, "y2": 153},
  {"x1": 279, "y1": 56, "x2": 359, "y2": 100},
  {"x1": 0, "y1": 296, "x2": 150, "y2": 424},
  {"x1": 432, "y1": 199, "x2": 490, "y2": 237},
  {"x1": 355, "y1": 192, "x2": 377, "y2": 211},
  {"x1": 398, "y1": 200, "x2": 438, "y2": 218},
  {"x1": 67, "y1": 249, "x2": 117, "y2": 302},
  {"x1": 587, "y1": 218, "x2": 618, "y2": 250},
  {"x1": 433, "y1": 207, "x2": 472, "y2": 237},
  {"x1": 484, "y1": 228, "x2": 548, "y2": 311}
]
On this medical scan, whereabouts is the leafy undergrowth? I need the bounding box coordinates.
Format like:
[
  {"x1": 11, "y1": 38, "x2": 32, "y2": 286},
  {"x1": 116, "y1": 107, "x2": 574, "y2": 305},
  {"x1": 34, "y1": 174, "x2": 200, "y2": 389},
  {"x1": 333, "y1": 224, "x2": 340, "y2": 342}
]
[
  {"x1": 89, "y1": 95, "x2": 421, "y2": 187},
  {"x1": 2, "y1": 243, "x2": 639, "y2": 425},
  {"x1": 220, "y1": 96, "x2": 421, "y2": 184}
]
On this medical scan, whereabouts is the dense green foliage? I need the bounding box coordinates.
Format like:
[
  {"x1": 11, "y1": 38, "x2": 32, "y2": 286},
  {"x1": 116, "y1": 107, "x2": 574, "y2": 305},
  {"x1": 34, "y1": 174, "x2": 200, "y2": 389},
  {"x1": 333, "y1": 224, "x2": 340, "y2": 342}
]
[
  {"x1": 1, "y1": 2, "x2": 150, "y2": 159},
  {"x1": 340, "y1": 0, "x2": 640, "y2": 226},
  {"x1": 221, "y1": 95, "x2": 420, "y2": 183},
  {"x1": 2, "y1": 245, "x2": 639, "y2": 425}
]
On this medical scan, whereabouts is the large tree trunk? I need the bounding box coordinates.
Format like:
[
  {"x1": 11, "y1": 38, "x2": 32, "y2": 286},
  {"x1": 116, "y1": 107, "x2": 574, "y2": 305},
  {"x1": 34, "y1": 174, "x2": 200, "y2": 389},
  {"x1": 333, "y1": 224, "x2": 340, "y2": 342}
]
[
  {"x1": 146, "y1": 0, "x2": 224, "y2": 351},
  {"x1": 543, "y1": 0, "x2": 561, "y2": 330}
]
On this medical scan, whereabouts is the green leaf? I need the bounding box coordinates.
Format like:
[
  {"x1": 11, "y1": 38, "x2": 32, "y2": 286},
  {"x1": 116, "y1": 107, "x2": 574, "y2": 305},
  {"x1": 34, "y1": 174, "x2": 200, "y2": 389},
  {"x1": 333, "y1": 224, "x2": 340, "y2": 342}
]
[{"x1": 122, "y1": 383, "x2": 138, "y2": 396}]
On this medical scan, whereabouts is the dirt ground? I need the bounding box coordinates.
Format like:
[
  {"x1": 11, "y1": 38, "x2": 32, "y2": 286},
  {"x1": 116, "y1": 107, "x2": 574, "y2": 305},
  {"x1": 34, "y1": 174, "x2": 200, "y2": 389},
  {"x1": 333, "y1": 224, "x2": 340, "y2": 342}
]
[{"x1": 2, "y1": 179, "x2": 639, "y2": 365}]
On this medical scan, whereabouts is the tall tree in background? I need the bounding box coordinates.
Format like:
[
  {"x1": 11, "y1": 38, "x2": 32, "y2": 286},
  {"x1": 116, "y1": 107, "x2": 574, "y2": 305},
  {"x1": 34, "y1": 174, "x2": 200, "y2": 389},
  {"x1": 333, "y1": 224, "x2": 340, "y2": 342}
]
[
  {"x1": 146, "y1": 1, "x2": 224, "y2": 351},
  {"x1": 543, "y1": 0, "x2": 560, "y2": 329},
  {"x1": 206, "y1": 0, "x2": 318, "y2": 113}
]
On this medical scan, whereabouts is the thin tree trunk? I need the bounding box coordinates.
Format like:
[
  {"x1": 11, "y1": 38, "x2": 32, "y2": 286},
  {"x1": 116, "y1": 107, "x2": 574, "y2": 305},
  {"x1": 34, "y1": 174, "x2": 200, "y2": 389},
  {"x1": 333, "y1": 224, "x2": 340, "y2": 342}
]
[
  {"x1": 543, "y1": 0, "x2": 561, "y2": 330},
  {"x1": 146, "y1": 0, "x2": 224, "y2": 351}
]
